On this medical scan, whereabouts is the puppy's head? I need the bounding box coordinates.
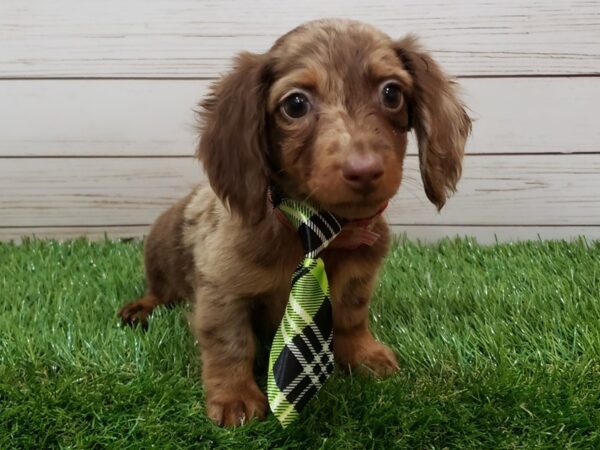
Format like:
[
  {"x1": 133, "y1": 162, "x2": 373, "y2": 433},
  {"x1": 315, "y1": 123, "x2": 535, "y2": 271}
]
[{"x1": 197, "y1": 20, "x2": 471, "y2": 223}]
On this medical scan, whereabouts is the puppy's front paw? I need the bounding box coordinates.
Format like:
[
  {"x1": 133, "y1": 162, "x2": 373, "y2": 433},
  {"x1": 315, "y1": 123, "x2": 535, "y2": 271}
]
[
  {"x1": 335, "y1": 333, "x2": 399, "y2": 378},
  {"x1": 358, "y1": 340, "x2": 399, "y2": 378},
  {"x1": 206, "y1": 381, "x2": 268, "y2": 427}
]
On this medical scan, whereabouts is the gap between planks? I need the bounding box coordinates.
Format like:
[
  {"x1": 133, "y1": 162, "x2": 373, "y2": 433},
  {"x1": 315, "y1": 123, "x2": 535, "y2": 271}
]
[
  {"x1": 1, "y1": 153, "x2": 599, "y2": 159},
  {"x1": 1, "y1": 74, "x2": 600, "y2": 81},
  {"x1": 3, "y1": 225, "x2": 600, "y2": 245}
]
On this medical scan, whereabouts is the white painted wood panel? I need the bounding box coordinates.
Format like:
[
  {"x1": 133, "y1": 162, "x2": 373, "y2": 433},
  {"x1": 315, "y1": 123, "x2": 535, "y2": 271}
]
[
  {"x1": 390, "y1": 226, "x2": 600, "y2": 244},
  {"x1": 389, "y1": 154, "x2": 600, "y2": 226},
  {"x1": 1, "y1": 155, "x2": 598, "y2": 228},
  {"x1": 3, "y1": 225, "x2": 600, "y2": 245},
  {"x1": 0, "y1": 157, "x2": 202, "y2": 227},
  {"x1": 1, "y1": 78, "x2": 598, "y2": 157},
  {"x1": 1, "y1": 0, "x2": 599, "y2": 78},
  {"x1": 0, "y1": 80, "x2": 201, "y2": 157},
  {"x1": 1, "y1": 0, "x2": 598, "y2": 242},
  {"x1": 0, "y1": 226, "x2": 151, "y2": 243}
]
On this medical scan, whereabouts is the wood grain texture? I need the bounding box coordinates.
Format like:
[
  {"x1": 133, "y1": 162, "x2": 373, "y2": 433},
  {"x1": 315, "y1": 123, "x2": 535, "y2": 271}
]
[
  {"x1": 1, "y1": 0, "x2": 598, "y2": 242},
  {"x1": 390, "y1": 154, "x2": 600, "y2": 226},
  {"x1": 1, "y1": 78, "x2": 598, "y2": 157},
  {"x1": 1, "y1": 0, "x2": 599, "y2": 78},
  {"x1": 3, "y1": 225, "x2": 599, "y2": 244},
  {"x1": 0, "y1": 80, "x2": 200, "y2": 157},
  {"x1": 1, "y1": 155, "x2": 598, "y2": 228},
  {"x1": 0, "y1": 157, "x2": 202, "y2": 227}
]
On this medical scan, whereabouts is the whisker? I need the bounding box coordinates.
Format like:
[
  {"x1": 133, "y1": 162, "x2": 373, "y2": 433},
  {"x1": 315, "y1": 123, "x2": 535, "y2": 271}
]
[{"x1": 302, "y1": 187, "x2": 320, "y2": 204}]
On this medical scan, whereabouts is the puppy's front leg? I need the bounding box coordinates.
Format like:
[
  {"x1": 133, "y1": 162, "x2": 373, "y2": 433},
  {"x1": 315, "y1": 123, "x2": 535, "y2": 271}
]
[
  {"x1": 191, "y1": 288, "x2": 267, "y2": 426},
  {"x1": 332, "y1": 276, "x2": 399, "y2": 378}
]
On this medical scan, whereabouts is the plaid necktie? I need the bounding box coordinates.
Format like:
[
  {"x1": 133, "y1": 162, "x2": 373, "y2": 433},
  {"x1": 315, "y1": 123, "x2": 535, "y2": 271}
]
[{"x1": 267, "y1": 193, "x2": 344, "y2": 427}]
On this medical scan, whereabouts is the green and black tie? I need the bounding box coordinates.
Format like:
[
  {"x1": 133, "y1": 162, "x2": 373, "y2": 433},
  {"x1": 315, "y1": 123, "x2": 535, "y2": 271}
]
[{"x1": 267, "y1": 191, "x2": 344, "y2": 427}]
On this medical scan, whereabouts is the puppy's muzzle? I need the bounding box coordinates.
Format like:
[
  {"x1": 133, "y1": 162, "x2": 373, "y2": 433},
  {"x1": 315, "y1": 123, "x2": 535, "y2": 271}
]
[{"x1": 341, "y1": 153, "x2": 384, "y2": 194}]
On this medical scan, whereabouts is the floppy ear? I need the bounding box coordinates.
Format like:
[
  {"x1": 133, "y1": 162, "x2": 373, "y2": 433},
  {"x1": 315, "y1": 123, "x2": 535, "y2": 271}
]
[
  {"x1": 394, "y1": 36, "x2": 471, "y2": 210},
  {"x1": 197, "y1": 52, "x2": 272, "y2": 223}
]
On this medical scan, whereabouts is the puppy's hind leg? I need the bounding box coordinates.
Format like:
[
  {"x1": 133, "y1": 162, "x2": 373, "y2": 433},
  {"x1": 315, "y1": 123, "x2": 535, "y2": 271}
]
[
  {"x1": 118, "y1": 248, "x2": 181, "y2": 330},
  {"x1": 118, "y1": 194, "x2": 193, "y2": 329},
  {"x1": 118, "y1": 265, "x2": 182, "y2": 330}
]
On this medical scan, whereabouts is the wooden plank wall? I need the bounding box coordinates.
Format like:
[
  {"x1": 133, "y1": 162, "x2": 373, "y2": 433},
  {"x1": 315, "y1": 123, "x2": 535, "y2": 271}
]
[{"x1": 1, "y1": 0, "x2": 599, "y2": 243}]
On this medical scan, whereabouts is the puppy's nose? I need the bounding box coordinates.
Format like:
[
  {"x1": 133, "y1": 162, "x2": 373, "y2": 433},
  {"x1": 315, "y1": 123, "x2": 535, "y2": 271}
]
[{"x1": 342, "y1": 154, "x2": 384, "y2": 192}]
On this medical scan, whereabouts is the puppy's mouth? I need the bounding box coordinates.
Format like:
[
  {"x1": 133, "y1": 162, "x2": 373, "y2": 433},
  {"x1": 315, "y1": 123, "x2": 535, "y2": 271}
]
[
  {"x1": 304, "y1": 166, "x2": 402, "y2": 220},
  {"x1": 305, "y1": 183, "x2": 397, "y2": 220},
  {"x1": 320, "y1": 197, "x2": 390, "y2": 221}
]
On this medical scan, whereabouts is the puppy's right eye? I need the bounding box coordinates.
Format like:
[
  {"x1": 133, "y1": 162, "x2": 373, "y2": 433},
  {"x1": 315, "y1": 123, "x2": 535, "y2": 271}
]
[
  {"x1": 281, "y1": 92, "x2": 311, "y2": 119},
  {"x1": 379, "y1": 81, "x2": 404, "y2": 112}
]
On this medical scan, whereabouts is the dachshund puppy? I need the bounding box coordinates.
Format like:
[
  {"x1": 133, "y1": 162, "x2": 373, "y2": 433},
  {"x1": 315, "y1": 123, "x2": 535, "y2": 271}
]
[{"x1": 118, "y1": 19, "x2": 471, "y2": 427}]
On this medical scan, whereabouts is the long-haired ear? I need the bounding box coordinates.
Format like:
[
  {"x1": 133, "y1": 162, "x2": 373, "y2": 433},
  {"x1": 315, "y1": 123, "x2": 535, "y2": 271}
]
[
  {"x1": 197, "y1": 52, "x2": 271, "y2": 223},
  {"x1": 395, "y1": 36, "x2": 471, "y2": 210}
]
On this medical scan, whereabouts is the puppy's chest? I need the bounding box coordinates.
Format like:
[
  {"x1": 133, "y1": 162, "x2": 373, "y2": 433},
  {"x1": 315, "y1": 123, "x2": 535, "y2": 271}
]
[
  {"x1": 246, "y1": 246, "x2": 358, "y2": 303},
  {"x1": 250, "y1": 248, "x2": 302, "y2": 298},
  {"x1": 247, "y1": 248, "x2": 356, "y2": 333}
]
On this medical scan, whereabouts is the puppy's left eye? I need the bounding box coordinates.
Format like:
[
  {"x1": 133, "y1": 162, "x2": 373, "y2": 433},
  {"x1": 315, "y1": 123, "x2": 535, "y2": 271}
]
[
  {"x1": 380, "y1": 82, "x2": 404, "y2": 111},
  {"x1": 281, "y1": 92, "x2": 311, "y2": 119}
]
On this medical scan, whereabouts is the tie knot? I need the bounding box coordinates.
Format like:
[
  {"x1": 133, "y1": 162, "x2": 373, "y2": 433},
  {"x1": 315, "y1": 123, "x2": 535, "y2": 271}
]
[{"x1": 273, "y1": 195, "x2": 344, "y2": 258}]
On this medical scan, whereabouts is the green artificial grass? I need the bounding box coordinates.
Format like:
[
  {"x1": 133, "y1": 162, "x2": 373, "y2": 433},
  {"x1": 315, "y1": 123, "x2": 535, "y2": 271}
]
[{"x1": 1, "y1": 237, "x2": 600, "y2": 449}]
